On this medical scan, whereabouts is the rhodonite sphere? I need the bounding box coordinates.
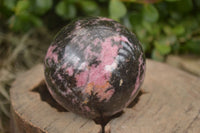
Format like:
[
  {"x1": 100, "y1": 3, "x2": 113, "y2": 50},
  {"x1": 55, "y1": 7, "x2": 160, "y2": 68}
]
[{"x1": 44, "y1": 17, "x2": 145, "y2": 119}]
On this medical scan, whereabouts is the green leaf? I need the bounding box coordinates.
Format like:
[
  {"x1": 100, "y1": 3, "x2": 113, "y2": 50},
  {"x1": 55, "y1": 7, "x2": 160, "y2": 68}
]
[
  {"x1": 142, "y1": 21, "x2": 152, "y2": 33},
  {"x1": 178, "y1": 0, "x2": 193, "y2": 13},
  {"x1": 171, "y1": 42, "x2": 180, "y2": 54},
  {"x1": 141, "y1": 42, "x2": 150, "y2": 52},
  {"x1": 15, "y1": 0, "x2": 30, "y2": 15},
  {"x1": 9, "y1": 15, "x2": 23, "y2": 31},
  {"x1": 35, "y1": 0, "x2": 53, "y2": 15},
  {"x1": 143, "y1": 4, "x2": 159, "y2": 23},
  {"x1": 66, "y1": 0, "x2": 79, "y2": 2},
  {"x1": 170, "y1": 12, "x2": 182, "y2": 20},
  {"x1": 56, "y1": 1, "x2": 66, "y2": 17},
  {"x1": 80, "y1": 0, "x2": 99, "y2": 14},
  {"x1": 181, "y1": 17, "x2": 199, "y2": 32},
  {"x1": 197, "y1": 0, "x2": 200, "y2": 8},
  {"x1": 151, "y1": 24, "x2": 161, "y2": 35},
  {"x1": 168, "y1": 0, "x2": 193, "y2": 13},
  {"x1": 30, "y1": 15, "x2": 43, "y2": 27},
  {"x1": 183, "y1": 40, "x2": 200, "y2": 55},
  {"x1": 55, "y1": 1, "x2": 76, "y2": 19},
  {"x1": 99, "y1": 0, "x2": 108, "y2": 2},
  {"x1": 142, "y1": 21, "x2": 160, "y2": 36},
  {"x1": 165, "y1": 0, "x2": 180, "y2": 2},
  {"x1": 172, "y1": 25, "x2": 185, "y2": 36},
  {"x1": 151, "y1": 49, "x2": 164, "y2": 61},
  {"x1": 3, "y1": 0, "x2": 16, "y2": 10},
  {"x1": 109, "y1": 0, "x2": 127, "y2": 20},
  {"x1": 163, "y1": 25, "x2": 172, "y2": 35},
  {"x1": 129, "y1": 12, "x2": 142, "y2": 26},
  {"x1": 154, "y1": 41, "x2": 171, "y2": 55},
  {"x1": 134, "y1": 25, "x2": 147, "y2": 40},
  {"x1": 9, "y1": 12, "x2": 42, "y2": 32},
  {"x1": 135, "y1": 25, "x2": 147, "y2": 40}
]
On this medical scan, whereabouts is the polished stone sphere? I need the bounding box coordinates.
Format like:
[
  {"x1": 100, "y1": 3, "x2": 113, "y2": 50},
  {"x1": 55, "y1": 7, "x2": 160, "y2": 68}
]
[{"x1": 44, "y1": 17, "x2": 146, "y2": 119}]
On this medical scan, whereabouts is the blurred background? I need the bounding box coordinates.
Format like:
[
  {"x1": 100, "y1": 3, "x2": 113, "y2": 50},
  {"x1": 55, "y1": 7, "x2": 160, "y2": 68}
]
[{"x1": 0, "y1": 0, "x2": 200, "y2": 132}]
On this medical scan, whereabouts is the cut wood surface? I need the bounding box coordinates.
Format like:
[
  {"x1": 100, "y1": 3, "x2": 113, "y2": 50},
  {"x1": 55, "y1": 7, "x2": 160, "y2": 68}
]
[
  {"x1": 10, "y1": 59, "x2": 200, "y2": 133},
  {"x1": 10, "y1": 65, "x2": 101, "y2": 133},
  {"x1": 166, "y1": 55, "x2": 200, "y2": 77},
  {"x1": 107, "y1": 59, "x2": 200, "y2": 133}
]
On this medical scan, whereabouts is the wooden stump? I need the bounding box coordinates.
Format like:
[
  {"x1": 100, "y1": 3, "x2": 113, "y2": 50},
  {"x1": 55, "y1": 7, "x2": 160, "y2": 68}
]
[{"x1": 10, "y1": 60, "x2": 200, "y2": 133}]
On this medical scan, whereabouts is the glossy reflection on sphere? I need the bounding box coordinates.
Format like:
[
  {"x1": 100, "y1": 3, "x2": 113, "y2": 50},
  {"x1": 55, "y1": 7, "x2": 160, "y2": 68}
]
[{"x1": 44, "y1": 17, "x2": 145, "y2": 119}]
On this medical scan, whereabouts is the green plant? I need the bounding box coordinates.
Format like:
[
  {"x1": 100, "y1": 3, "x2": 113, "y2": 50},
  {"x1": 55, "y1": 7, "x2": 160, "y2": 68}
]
[
  {"x1": 125, "y1": 0, "x2": 200, "y2": 60},
  {"x1": 0, "y1": 0, "x2": 200, "y2": 59},
  {"x1": 1, "y1": 0, "x2": 52, "y2": 31}
]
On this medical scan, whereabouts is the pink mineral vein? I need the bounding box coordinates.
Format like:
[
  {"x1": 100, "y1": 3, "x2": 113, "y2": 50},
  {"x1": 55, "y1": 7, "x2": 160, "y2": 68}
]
[
  {"x1": 75, "y1": 36, "x2": 129, "y2": 102},
  {"x1": 57, "y1": 73, "x2": 63, "y2": 80},
  {"x1": 45, "y1": 45, "x2": 58, "y2": 64},
  {"x1": 99, "y1": 17, "x2": 113, "y2": 21},
  {"x1": 75, "y1": 69, "x2": 89, "y2": 87},
  {"x1": 84, "y1": 106, "x2": 91, "y2": 112},
  {"x1": 66, "y1": 66, "x2": 74, "y2": 76},
  {"x1": 131, "y1": 54, "x2": 143, "y2": 97}
]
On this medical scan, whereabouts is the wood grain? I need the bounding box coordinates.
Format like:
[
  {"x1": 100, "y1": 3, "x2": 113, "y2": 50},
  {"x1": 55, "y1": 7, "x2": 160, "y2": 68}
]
[
  {"x1": 10, "y1": 64, "x2": 101, "y2": 133},
  {"x1": 106, "y1": 60, "x2": 200, "y2": 133},
  {"x1": 10, "y1": 60, "x2": 200, "y2": 133}
]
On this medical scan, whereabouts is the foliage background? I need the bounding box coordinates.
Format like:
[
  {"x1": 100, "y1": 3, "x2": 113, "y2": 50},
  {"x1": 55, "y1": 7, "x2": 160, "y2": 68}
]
[{"x1": 0, "y1": 0, "x2": 200, "y2": 132}]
